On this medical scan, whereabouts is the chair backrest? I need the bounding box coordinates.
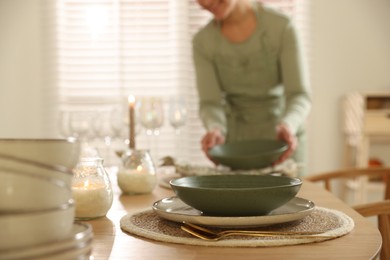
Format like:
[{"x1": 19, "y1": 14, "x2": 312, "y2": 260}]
[
  {"x1": 305, "y1": 167, "x2": 390, "y2": 260},
  {"x1": 305, "y1": 167, "x2": 390, "y2": 200},
  {"x1": 353, "y1": 200, "x2": 390, "y2": 260}
]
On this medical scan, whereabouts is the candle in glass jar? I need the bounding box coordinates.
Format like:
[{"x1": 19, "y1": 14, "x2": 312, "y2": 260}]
[
  {"x1": 128, "y1": 95, "x2": 136, "y2": 149},
  {"x1": 117, "y1": 165, "x2": 157, "y2": 194},
  {"x1": 72, "y1": 178, "x2": 113, "y2": 219}
]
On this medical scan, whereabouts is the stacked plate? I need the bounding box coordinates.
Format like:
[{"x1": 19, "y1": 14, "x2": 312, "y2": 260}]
[
  {"x1": 154, "y1": 175, "x2": 314, "y2": 227},
  {"x1": 0, "y1": 222, "x2": 93, "y2": 259},
  {"x1": 0, "y1": 139, "x2": 92, "y2": 259}
]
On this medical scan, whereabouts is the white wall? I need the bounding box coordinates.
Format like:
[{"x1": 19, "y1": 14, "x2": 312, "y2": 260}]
[
  {"x1": 0, "y1": 0, "x2": 56, "y2": 138},
  {"x1": 0, "y1": 0, "x2": 389, "y2": 173},
  {"x1": 307, "y1": 0, "x2": 390, "y2": 174}
]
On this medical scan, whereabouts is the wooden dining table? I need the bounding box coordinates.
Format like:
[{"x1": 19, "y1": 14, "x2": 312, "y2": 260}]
[{"x1": 85, "y1": 172, "x2": 382, "y2": 260}]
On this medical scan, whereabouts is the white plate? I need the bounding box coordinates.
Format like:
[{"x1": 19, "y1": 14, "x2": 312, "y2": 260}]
[
  {"x1": 0, "y1": 222, "x2": 93, "y2": 259},
  {"x1": 152, "y1": 196, "x2": 315, "y2": 227},
  {"x1": 158, "y1": 174, "x2": 180, "y2": 189}
]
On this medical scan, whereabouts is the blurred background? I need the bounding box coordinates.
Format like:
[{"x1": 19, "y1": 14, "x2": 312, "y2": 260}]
[{"x1": 0, "y1": 0, "x2": 389, "y2": 174}]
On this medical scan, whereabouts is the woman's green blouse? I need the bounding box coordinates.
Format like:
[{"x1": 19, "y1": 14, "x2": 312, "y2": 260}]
[{"x1": 192, "y1": 3, "x2": 311, "y2": 143}]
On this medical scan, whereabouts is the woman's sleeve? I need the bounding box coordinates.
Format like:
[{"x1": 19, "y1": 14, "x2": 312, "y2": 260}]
[
  {"x1": 192, "y1": 36, "x2": 227, "y2": 136},
  {"x1": 279, "y1": 20, "x2": 312, "y2": 135}
]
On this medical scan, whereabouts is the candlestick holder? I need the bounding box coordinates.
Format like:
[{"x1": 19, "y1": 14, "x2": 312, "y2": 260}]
[
  {"x1": 117, "y1": 149, "x2": 157, "y2": 195},
  {"x1": 72, "y1": 157, "x2": 113, "y2": 220}
]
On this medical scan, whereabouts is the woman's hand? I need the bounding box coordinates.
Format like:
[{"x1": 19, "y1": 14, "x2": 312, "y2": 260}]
[
  {"x1": 201, "y1": 128, "x2": 225, "y2": 163},
  {"x1": 274, "y1": 123, "x2": 297, "y2": 165}
]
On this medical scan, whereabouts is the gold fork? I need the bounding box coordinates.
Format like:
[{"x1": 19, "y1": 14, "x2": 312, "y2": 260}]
[
  {"x1": 181, "y1": 222, "x2": 334, "y2": 241},
  {"x1": 184, "y1": 222, "x2": 325, "y2": 236}
]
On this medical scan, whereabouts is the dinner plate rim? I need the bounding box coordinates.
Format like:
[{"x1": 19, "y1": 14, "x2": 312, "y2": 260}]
[
  {"x1": 152, "y1": 196, "x2": 315, "y2": 227},
  {"x1": 0, "y1": 222, "x2": 93, "y2": 258}
]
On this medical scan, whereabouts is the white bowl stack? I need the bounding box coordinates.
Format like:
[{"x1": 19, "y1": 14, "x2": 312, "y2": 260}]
[{"x1": 0, "y1": 139, "x2": 93, "y2": 259}]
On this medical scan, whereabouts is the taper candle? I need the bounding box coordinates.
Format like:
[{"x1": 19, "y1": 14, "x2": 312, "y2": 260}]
[{"x1": 128, "y1": 95, "x2": 136, "y2": 149}]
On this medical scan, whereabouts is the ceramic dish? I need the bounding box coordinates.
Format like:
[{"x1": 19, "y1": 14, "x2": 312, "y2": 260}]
[
  {"x1": 0, "y1": 201, "x2": 75, "y2": 250},
  {"x1": 152, "y1": 196, "x2": 315, "y2": 227},
  {"x1": 0, "y1": 138, "x2": 80, "y2": 170},
  {"x1": 0, "y1": 222, "x2": 93, "y2": 259},
  {"x1": 208, "y1": 139, "x2": 288, "y2": 170},
  {"x1": 170, "y1": 175, "x2": 302, "y2": 216},
  {"x1": 174, "y1": 158, "x2": 299, "y2": 177},
  {"x1": 0, "y1": 167, "x2": 71, "y2": 210}
]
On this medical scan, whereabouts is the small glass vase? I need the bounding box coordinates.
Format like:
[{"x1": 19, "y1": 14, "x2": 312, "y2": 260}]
[
  {"x1": 72, "y1": 157, "x2": 113, "y2": 220},
  {"x1": 117, "y1": 149, "x2": 157, "y2": 195}
]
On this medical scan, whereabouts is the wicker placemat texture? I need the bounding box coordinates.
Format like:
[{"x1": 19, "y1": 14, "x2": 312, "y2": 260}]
[{"x1": 120, "y1": 207, "x2": 354, "y2": 247}]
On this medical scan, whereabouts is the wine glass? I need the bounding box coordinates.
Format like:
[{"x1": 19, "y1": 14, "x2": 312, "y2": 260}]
[
  {"x1": 109, "y1": 106, "x2": 126, "y2": 143},
  {"x1": 110, "y1": 105, "x2": 142, "y2": 145},
  {"x1": 90, "y1": 110, "x2": 114, "y2": 162},
  {"x1": 139, "y1": 96, "x2": 164, "y2": 162},
  {"x1": 139, "y1": 96, "x2": 164, "y2": 136},
  {"x1": 168, "y1": 96, "x2": 187, "y2": 135},
  {"x1": 69, "y1": 110, "x2": 94, "y2": 153},
  {"x1": 91, "y1": 110, "x2": 112, "y2": 146}
]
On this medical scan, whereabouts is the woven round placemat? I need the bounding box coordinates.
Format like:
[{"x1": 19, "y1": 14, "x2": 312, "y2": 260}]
[{"x1": 120, "y1": 207, "x2": 354, "y2": 247}]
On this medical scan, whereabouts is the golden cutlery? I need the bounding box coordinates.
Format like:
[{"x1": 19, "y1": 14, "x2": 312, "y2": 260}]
[
  {"x1": 181, "y1": 223, "x2": 334, "y2": 241},
  {"x1": 184, "y1": 222, "x2": 324, "y2": 236}
]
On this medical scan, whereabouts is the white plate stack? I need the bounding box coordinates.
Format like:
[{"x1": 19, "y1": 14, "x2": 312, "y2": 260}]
[
  {"x1": 0, "y1": 139, "x2": 93, "y2": 259},
  {"x1": 0, "y1": 222, "x2": 93, "y2": 259}
]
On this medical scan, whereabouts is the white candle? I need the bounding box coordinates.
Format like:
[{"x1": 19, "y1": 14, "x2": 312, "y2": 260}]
[
  {"x1": 128, "y1": 95, "x2": 136, "y2": 149},
  {"x1": 117, "y1": 166, "x2": 157, "y2": 194},
  {"x1": 72, "y1": 178, "x2": 113, "y2": 219}
]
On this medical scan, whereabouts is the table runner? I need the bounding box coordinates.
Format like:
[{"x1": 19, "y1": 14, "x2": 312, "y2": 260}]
[{"x1": 120, "y1": 207, "x2": 354, "y2": 247}]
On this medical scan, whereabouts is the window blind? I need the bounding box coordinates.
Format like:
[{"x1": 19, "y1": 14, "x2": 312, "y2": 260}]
[{"x1": 54, "y1": 0, "x2": 309, "y2": 166}]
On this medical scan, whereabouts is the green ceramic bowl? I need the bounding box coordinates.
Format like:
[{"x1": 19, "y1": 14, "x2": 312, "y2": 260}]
[
  {"x1": 208, "y1": 139, "x2": 288, "y2": 170},
  {"x1": 170, "y1": 175, "x2": 302, "y2": 216}
]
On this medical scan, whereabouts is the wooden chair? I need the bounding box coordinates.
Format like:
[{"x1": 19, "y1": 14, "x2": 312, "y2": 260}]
[
  {"x1": 305, "y1": 167, "x2": 390, "y2": 260},
  {"x1": 354, "y1": 200, "x2": 390, "y2": 260}
]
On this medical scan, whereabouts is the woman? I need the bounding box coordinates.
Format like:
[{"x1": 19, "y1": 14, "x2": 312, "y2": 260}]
[{"x1": 193, "y1": 0, "x2": 311, "y2": 175}]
